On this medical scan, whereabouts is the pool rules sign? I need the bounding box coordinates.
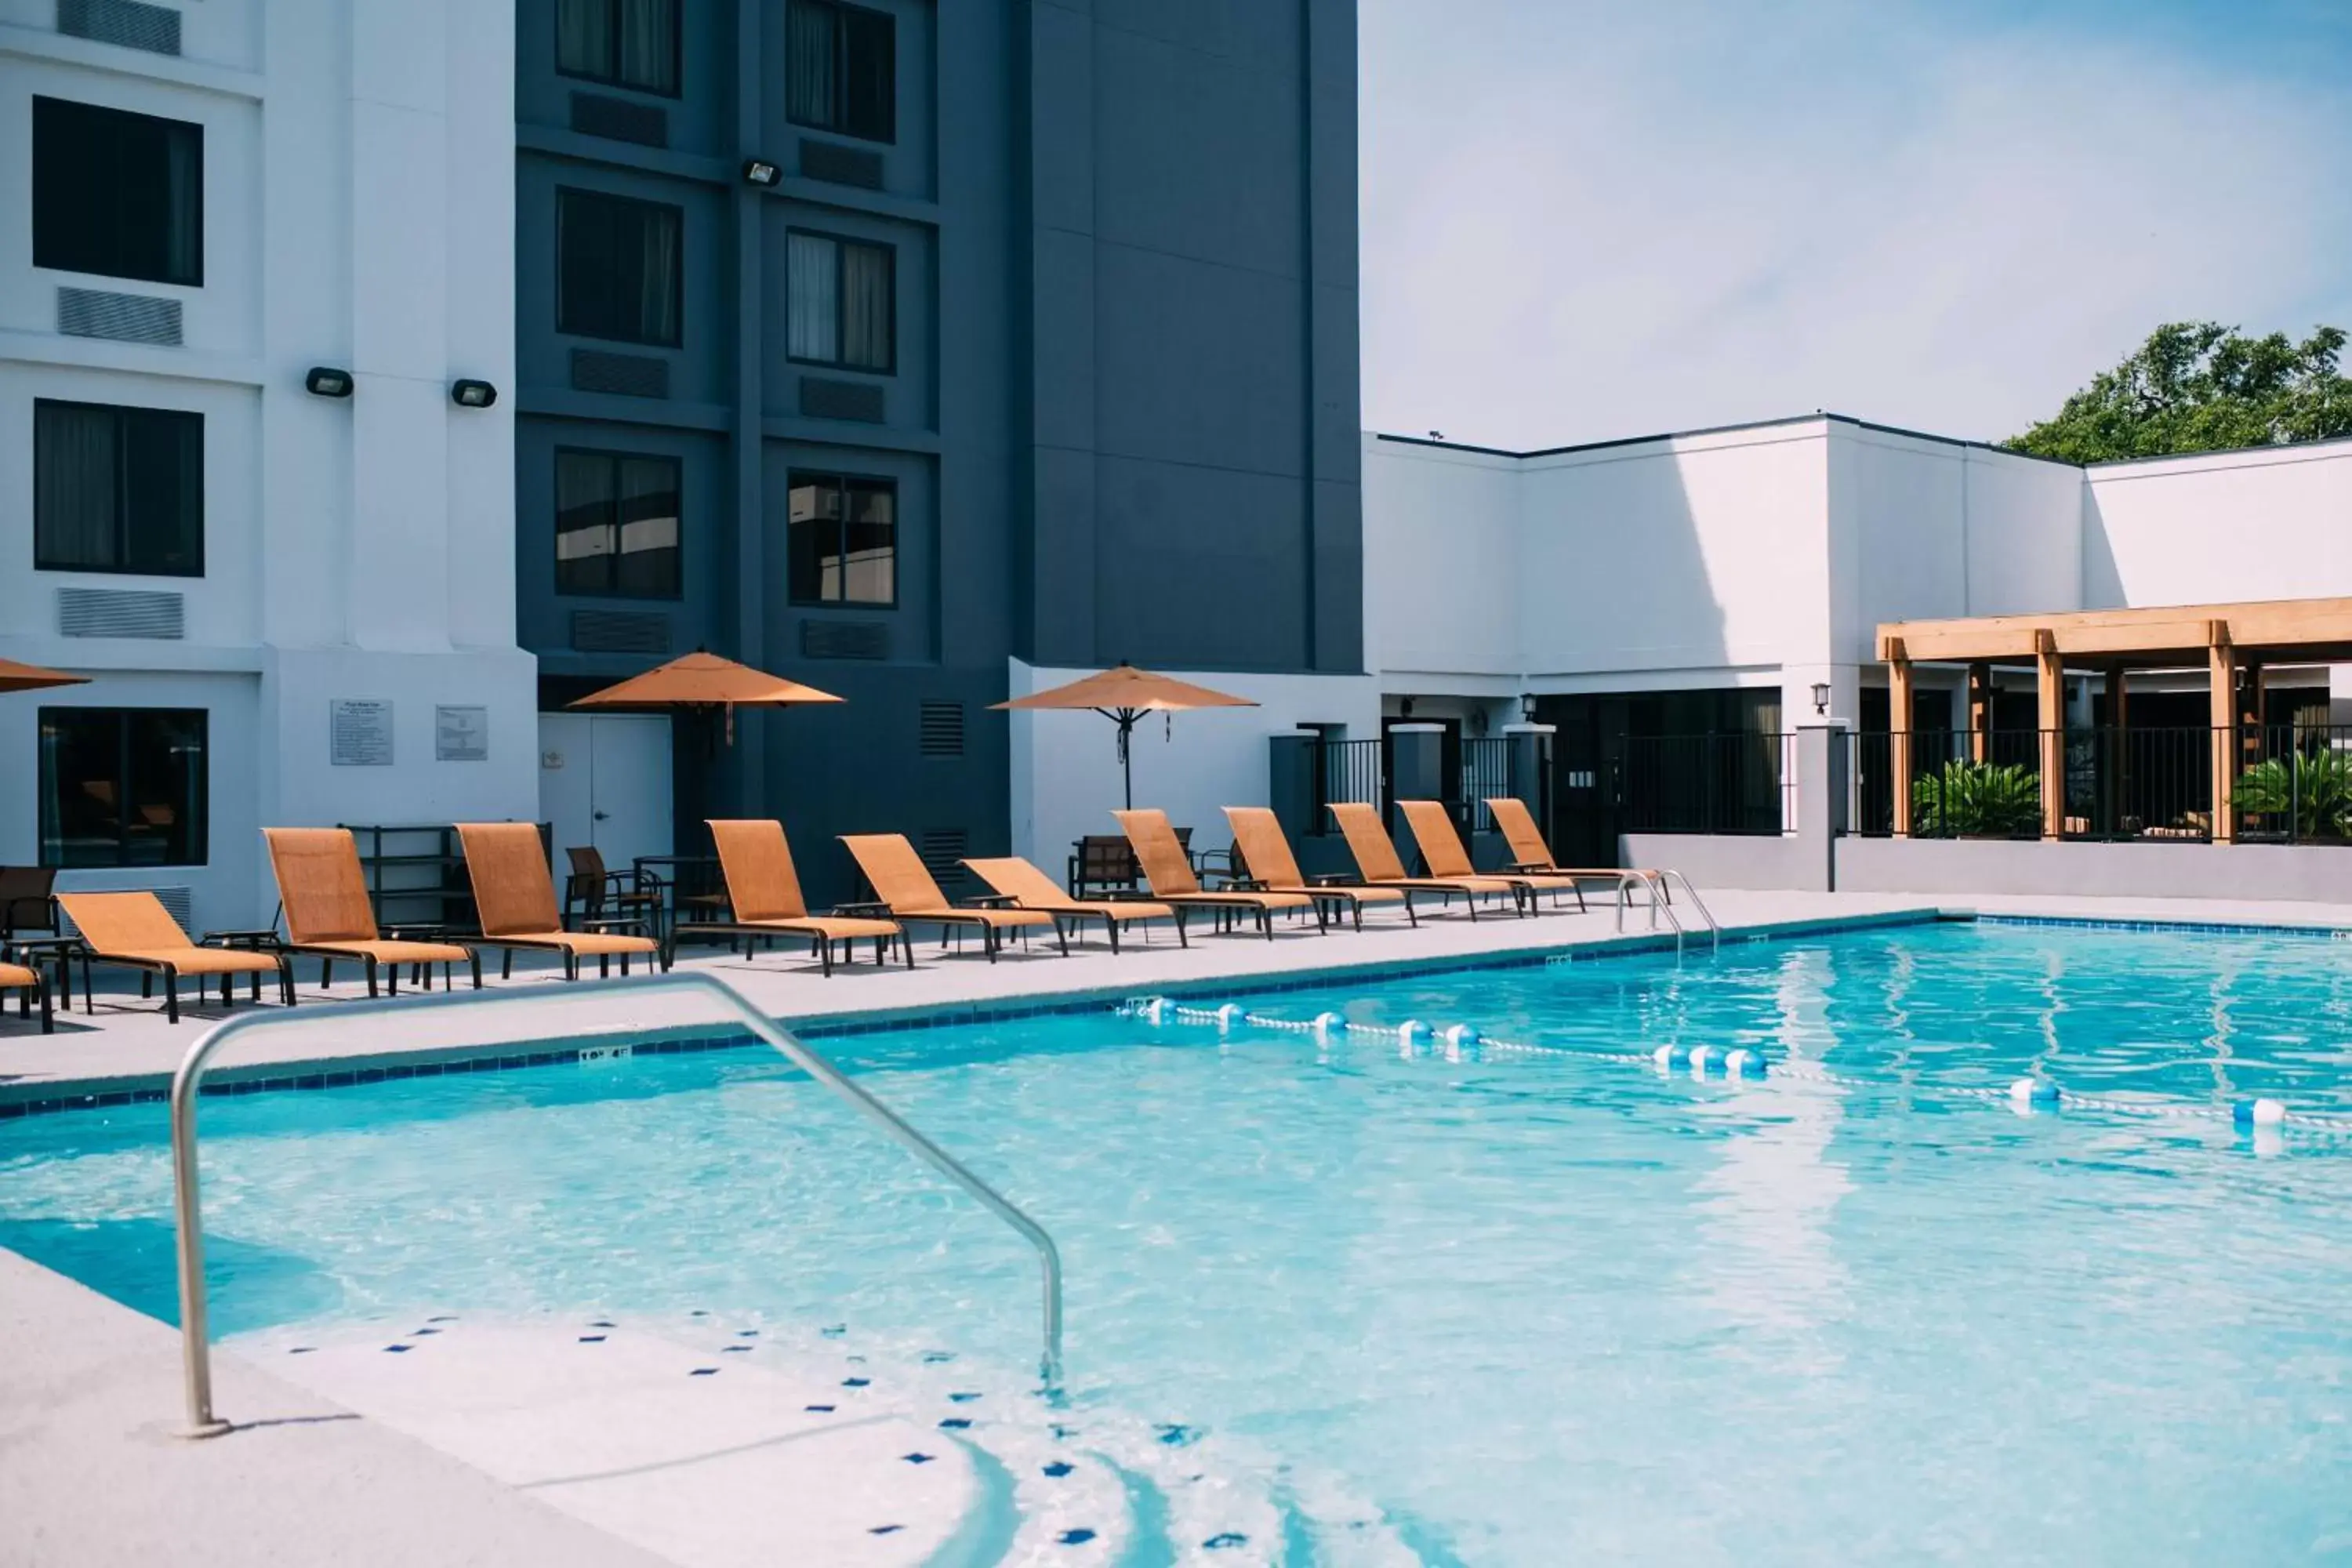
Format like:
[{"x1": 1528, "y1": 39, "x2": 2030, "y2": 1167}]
[{"x1": 329, "y1": 699, "x2": 394, "y2": 766}]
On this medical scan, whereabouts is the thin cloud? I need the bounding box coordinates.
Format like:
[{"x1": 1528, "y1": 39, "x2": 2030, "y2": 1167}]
[{"x1": 1362, "y1": 0, "x2": 2352, "y2": 449}]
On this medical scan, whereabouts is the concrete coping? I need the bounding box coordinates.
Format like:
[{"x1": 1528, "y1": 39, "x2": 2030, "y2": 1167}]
[{"x1": 1388, "y1": 722, "x2": 1446, "y2": 733}]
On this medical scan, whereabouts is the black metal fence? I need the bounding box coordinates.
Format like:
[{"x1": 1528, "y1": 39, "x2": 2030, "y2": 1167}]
[
  {"x1": 1617, "y1": 732, "x2": 1794, "y2": 836},
  {"x1": 1460, "y1": 737, "x2": 1512, "y2": 832},
  {"x1": 1308, "y1": 736, "x2": 1384, "y2": 832},
  {"x1": 1844, "y1": 724, "x2": 2352, "y2": 843}
]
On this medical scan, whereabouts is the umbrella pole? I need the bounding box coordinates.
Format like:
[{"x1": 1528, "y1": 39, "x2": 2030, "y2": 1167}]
[{"x1": 1117, "y1": 713, "x2": 1135, "y2": 810}]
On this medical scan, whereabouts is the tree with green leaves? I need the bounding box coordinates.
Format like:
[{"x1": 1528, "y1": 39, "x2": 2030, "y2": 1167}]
[{"x1": 2005, "y1": 321, "x2": 2352, "y2": 464}]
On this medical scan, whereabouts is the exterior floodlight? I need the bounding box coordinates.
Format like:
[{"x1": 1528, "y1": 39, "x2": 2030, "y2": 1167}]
[
  {"x1": 304, "y1": 366, "x2": 354, "y2": 398},
  {"x1": 1812, "y1": 682, "x2": 1831, "y2": 716},
  {"x1": 742, "y1": 158, "x2": 780, "y2": 186},
  {"x1": 451, "y1": 379, "x2": 498, "y2": 409}
]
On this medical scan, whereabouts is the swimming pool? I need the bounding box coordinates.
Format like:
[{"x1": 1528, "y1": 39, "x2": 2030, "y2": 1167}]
[{"x1": 4, "y1": 919, "x2": 2349, "y2": 1563}]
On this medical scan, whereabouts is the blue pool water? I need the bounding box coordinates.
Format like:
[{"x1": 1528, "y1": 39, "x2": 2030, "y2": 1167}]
[{"x1": 5, "y1": 920, "x2": 2350, "y2": 1563}]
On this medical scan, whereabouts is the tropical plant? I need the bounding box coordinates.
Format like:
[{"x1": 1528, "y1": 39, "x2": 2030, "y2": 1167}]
[
  {"x1": 1911, "y1": 760, "x2": 2041, "y2": 837},
  {"x1": 2234, "y1": 748, "x2": 2352, "y2": 839}
]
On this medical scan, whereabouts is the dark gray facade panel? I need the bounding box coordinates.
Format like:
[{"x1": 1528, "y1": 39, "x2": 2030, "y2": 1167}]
[
  {"x1": 1025, "y1": 445, "x2": 1098, "y2": 668},
  {"x1": 1093, "y1": 0, "x2": 1301, "y2": 68},
  {"x1": 1092, "y1": 456, "x2": 1311, "y2": 670},
  {"x1": 1310, "y1": 475, "x2": 1365, "y2": 670},
  {"x1": 1091, "y1": 245, "x2": 1308, "y2": 477},
  {"x1": 1027, "y1": 229, "x2": 1095, "y2": 453}
]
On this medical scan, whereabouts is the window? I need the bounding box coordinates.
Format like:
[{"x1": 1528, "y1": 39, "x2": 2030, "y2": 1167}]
[
  {"x1": 788, "y1": 473, "x2": 895, "y2": 604},
  {"x1": 557, "y1": 189, "x2": 683, "y2": 347},
  {"x1": 33, "y1": 96, "x2": 203, "y2": 287},
  {"x1": 786, "y1": 0, "x2": 895, "y2": 143},
  {"x1": 38, "y1": 708, "x2": 209, "y2": 868},
  {"x1": 34, "y1": 400, "x2": 204, "y2": 576},
  {"x1": 786, "y1": 231, "x2": 894, "y2": 372},
  {"x1": 555, "y1": 0, "x2": 680, "y2": 96},
  {"x1": 555, "y1": 450, "x2": 681, "y2": 597}
]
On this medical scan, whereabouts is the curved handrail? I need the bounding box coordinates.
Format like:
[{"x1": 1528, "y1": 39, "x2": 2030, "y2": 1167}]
[
  {"x1": 169, "y1": 971, "x2": 1063, "y2": 1437},
  {"x1": 1654, "y1": 870, "x2": 1721, "y2": 952}
]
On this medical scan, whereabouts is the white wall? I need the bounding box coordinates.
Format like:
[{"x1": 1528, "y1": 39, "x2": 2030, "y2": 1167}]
[
  {"x1": 2083, "y1": 436, "x2": 2352, "y2": 608},
  {"x1": 1360, "y1": 438, "x2": 1523, "y2": 684},
  {"x1": 1007, "y1": 660, "x2": 1381, "y2": 872},
  {"x1": 0, "y1": 2, "x2": 533, "y2": 935}
]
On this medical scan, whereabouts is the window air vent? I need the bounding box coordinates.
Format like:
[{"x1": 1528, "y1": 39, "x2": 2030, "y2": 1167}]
[
  {"x1": 570, "y1": 349, "x2": 672, "y2": 398},
  {"x1": 918, "y1": 700, "x2": 964, "y2": 758},
  {"x1": 61, "y1": 884, "x2": 191, "y2": 933},
  {"x1": 57, "y1": 0, "x2": 182, "y2": 56},
  {"x1": 799, "y1": 137, "x2": 884, "y2": 190},
  {"x1": 801, "y1": 620, "x2": 889, "y2": 660},
  {"x1": 571, "y1": 609, "x2": 672, "y2": 655},
  {"x1": 799, "y1": 376, "x2": 885, "y2": 424},
  {"x1": 59, "y1": 586, "x2": 185, "y2": 639},
  {"x1": 917, "y1": 829, "x2": 969, "y2": 892},
  {"x1": 570, "y1": 92, "x2": 669, "y2": 148},
  {"x1": 58, "y1": 288, "x2": 183, "y2": 347}
]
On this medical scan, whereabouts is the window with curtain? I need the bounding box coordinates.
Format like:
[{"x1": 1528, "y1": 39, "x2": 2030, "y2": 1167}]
[
  {"x1": 34, "y1": 400, "x2": 204, "y2": 576},
  {"x1": 557, "y1": 189, "x2": 683, "y2": 347},
  {"x1": 555, "y1": 450, "x2": 681, "y2": 597},
  {"x1": 787, "y1": 473, "x2": 896, "y2": 605},
  {"x1": 555, "y1": 0, "x2": 680, "y2": 96},
  {"x1": 786, "y1": 230, "x2": 894, "y2": 372},
  {"x1": 38, "y1": 708, "x2": 209, "y2": 869},
  {"x1": 786, "y1": 0, "x2": 896, "y2": 143},
  {"x1": 33, "y1": 96, "x2": 204, "y2": 287}
]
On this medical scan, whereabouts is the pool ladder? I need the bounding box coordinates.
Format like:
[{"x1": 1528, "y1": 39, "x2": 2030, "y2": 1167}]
[
  {"x1": 1612, "y1": 869, "x2": 1720, "y2": 954},
  {"x1": 165, "y1": 971, "x2": 1065, "y2": 1438}
]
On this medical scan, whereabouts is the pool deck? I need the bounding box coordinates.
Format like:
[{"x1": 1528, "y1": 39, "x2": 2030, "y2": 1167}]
[
  {"x1": 9, "y1": 884, "x2": 2352, "y2": 1566},
  {"x1": 8, "y1": 885, "x2": 2352, "y2": 1110}
]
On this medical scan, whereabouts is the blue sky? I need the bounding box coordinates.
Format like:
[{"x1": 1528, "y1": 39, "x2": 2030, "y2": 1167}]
[{"x1": 1359, "y1": 0, "x2": 2352, "y2": 448}]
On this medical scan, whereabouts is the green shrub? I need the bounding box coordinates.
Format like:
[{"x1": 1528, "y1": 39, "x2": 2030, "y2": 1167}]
[
  {"x1": 1911, "y1": 760, "x2": 2042, "y2": 837},
  {"x1": 2234, "y1": 748, "x2": 2352, "y2": 838}
]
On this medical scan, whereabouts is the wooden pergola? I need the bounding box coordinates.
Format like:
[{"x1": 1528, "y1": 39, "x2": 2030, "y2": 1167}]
[{"x1": 1876, "y1": 596, "x2": 2352, "y2": 842}]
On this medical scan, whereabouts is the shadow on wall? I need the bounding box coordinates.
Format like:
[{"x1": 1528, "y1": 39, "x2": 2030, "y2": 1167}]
[{"x1": 2080, "y1": 484, "x2": 2125, "y2": 610}]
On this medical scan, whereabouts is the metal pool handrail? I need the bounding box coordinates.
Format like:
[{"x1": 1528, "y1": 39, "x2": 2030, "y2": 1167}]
[
  {"x1": 168, "y1": 971, "x2": 1064, "y2": 1438},
  {"x1": 1610, "y1": 870, "x2": 1720, "y2": 953}
]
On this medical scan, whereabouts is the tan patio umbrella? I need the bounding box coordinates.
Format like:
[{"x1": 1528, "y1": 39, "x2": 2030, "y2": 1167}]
[
  {"x1": 0, "y1": 658, "x2": 89, "y2": 695},
  {"x1": 993, "y1": 662, "x2": 1258, "y2": 808},
  {"x1": 568, "y1": 649, "x2": 842, "y2": 744}
]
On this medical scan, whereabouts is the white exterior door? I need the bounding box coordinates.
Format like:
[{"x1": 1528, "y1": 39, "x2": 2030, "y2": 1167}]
[{"x1": 538, "y1": 713, "x2": 673, "y2": 872}]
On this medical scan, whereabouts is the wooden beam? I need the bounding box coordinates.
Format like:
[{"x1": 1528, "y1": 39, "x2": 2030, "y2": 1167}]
[
  {"x1": 1889, "y1": 657, "x2": 1914, "y2": 837},
  {"x1": 2036, "y1": 630, "x2": 2063, "y2": 840},
  {"x1": 2210, "y1": 637, "x2": 2237, "y2": 844},
  {"x1": 1878, "y1": 595, "x2": 2352, "y2": 665},
  {"x1": 1968, "y1": 662, "x2": 1991, "y2": 764}
]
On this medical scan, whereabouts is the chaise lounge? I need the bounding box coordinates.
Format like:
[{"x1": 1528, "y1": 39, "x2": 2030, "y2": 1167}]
[
  {"x1": 264, "y1": 827, "x2": 481, "y2": 994},
  {"x1": 1483, "y1": 796, "x2": 1659, "y2": 912},
  {"x1": 1112, "y1": 808, "x2": 1323, "y2": 938},
  {"x1": 1326, "y1": 802, "x2": 1524, "y2": 919},
  {"x1": 0, "y1": 957, "x2": 52, "y2": 1033},
  {"x1": 674, "y1": 819, "x2": 906, "y2": 975},
  {"x1": 1399, "y1": 800, "x2": 1585, "y2": 913},
  {"x1": 962, "y1": 855, "x2": 1186, "y2": 953},
  {"x1": 56, "y1": 891, "x2": 293, "y2": 1023},
  {"x1": 454, "y1": 822, "x2": 665, "y2": 981},
  {"x1": 1222, "y1": 807, "x2": 1414, "y2": 930},
  {"x1": 840, "y1": 834, "x2": 1065, "y2": 961}
]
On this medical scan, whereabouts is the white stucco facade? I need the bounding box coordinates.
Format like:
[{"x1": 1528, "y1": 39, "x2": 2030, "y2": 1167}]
[
  {"x1": 0, "y1": 1, "x2": 535, "y2": 935},
  {"x1": 1365, "y1": 418, "x2": 2352, "y2": 725}
]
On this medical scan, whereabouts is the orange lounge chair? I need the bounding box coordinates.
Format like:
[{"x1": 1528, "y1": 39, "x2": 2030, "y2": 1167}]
[
  {"x1": 677, "y1": 820, "x2": 906, "y2": 975},
  {"x1": 1112, "y1": 809, "x2": 1322, "y2": 939},
  {"x1": 454, "y1": 823, "x2": 664, "y2": 980},
  {"x1": 1326, "y1": 802, "x2": 1524, "y2": 919},
  {"x1": 1222, "y1": 807, "x2": 1414, "y2": 931},
  {"x1": 56, "y1": 891, "x2": 292, "y2": 1023},
  {"x1": 961, "y1": 856, "x2": 1187, "y2": 953},
  {"x1": 1399, "y1": 800, "x2": 1590, "y2": 914},
  {"x1": 0, "y1": 958, "x2": 52, "y2": 1033},
  {"x1": 839, "y1": 834, "x2": 1064, "y2": 961},
  {"x1": 1483, "y1": 796, "x2": 1660, "y2": 912},
  {"x1": 264, "y1": 828, "x2": 481, "y2": 994}
]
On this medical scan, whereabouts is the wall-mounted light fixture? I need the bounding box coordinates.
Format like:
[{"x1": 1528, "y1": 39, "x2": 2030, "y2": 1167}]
[
  {"x1": 742, "y1": 158, "x2": 780, "y2": 186},
  {"x1": 1812, "y1": 681, "x2": 1831, "y2": 717},
  {"x1": 450, "y1": 379, "x2": 498, "y2": 409},
  {"x1": 303, "y1": 366, "x2": 354, "y2": 398},
  {"x1": 1399, "y1": 695, "x2": 1416, "y2": 719},
  {"x1": 1519, "y1": 692, "x2": 1537, "y2": 722}
]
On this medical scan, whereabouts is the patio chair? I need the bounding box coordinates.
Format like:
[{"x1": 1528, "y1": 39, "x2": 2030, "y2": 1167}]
[
  {"x1": 1223, "y1": 807, "x2": 1414, "y2": 931},
  {"x1": 840, "y1": 834, "x2": 1065, "y2": 961},
  {"x1": 675, "y1": 820, "x2": 904, "y2": 976},
  {"x1": 1483, "y1": 796, "x2": 1662, "y2": 912},
  {"x1": 55, "y1": 891, "x2": 292, "y2": 1024},
  {"x1": 1065, "y1": 828, "x2": 1196, "y2": 897},
  {"x1": 0, "y1": 866, "x2": 59, "y2": 943},
  {"x1": 962, "y1": 856, "x2": 1187, "y2": 953},
  {"x1": 0, "y1": 958, "x2": 53, "y2": 1033},
  {"x1": 1326, "y1": 802, "x2": 1524, "y2": 919},
  {"x1": 1399, "y1": 800, "x2": 1582, "y2": 914},
  {"x1": 453, "y1": 823, "x2": 664, "y2": 981},
  {"x1": 563, "y1": 846, "x2": 666, "y2": 936},
  {"x1": 1112, "y1": 809, "x2": 1323, "y2": 939},
  {"x1": 263, "y1": 828, "x2": 480, "y2": 994}
]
